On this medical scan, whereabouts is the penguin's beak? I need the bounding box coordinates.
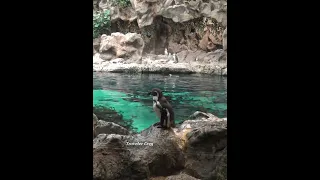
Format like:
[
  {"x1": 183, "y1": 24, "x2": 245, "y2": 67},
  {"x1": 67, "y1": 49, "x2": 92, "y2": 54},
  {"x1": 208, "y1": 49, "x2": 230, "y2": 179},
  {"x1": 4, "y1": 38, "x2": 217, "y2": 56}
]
[{"x1": 147, "y1": 91, "x2": 152, "y2": 95}]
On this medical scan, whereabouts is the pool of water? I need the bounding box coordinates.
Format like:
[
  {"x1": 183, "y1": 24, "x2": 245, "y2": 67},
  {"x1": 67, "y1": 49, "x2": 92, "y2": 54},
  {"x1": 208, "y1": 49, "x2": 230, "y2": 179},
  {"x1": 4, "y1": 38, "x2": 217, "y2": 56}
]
[{"x1": 93, "y1": 72, "x2": 227, "y2": 131}]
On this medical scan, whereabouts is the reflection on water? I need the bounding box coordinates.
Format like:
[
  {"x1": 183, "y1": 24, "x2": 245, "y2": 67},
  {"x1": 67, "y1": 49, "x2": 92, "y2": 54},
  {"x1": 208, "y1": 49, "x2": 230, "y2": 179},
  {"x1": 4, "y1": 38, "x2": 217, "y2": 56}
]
[{"x1": 93, "y1": 72, "x2": 227, "y2": 131}]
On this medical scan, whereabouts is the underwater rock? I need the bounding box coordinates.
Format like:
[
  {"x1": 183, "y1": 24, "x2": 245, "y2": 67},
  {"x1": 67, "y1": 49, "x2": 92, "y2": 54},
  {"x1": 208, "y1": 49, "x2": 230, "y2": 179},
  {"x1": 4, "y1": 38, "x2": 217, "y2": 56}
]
[
  {"x1": 95, "y1": 120, "x2": 130, "y2": 136},
  {"x1": 93, "y1": 111, "x2": 227, "y2": 180}
]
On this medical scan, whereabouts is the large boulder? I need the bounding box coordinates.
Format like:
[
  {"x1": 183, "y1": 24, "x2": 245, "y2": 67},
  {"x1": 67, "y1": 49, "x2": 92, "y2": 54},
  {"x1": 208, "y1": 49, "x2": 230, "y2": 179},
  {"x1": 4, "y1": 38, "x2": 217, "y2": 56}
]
[
  {"x1": 99, "y1": 33, "x2": 144, "y2": 62},
  {"x1": 93, "y1": 129, "x2": 185, "y2": 180},
  {"x1": 178, "y1": 113, "x2": 227, "y2": 179},
  {"x1": 93, "y1": 111, "x2": 227, "y2": 180}
]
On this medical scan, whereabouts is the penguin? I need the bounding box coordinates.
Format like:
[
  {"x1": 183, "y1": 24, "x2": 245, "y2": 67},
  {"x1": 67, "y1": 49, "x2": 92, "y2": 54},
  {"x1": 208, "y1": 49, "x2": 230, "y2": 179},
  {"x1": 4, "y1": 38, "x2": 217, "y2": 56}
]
[
  {"x1": 164, "y1": 48, "x2": 168, "y2": 56},
  {"x1": 173, "y1": 53, "x2": 178, "y2": 63},
  {"x1": 148, "y1": 88, "x2": 175, "y2": 129}
]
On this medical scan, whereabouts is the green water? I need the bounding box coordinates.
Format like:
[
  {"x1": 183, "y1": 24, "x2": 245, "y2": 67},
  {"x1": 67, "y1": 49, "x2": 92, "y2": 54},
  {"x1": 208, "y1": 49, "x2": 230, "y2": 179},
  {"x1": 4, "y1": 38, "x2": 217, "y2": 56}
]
[{"x1": 93, "y1": 73, "x2": 227, "y2": 131}]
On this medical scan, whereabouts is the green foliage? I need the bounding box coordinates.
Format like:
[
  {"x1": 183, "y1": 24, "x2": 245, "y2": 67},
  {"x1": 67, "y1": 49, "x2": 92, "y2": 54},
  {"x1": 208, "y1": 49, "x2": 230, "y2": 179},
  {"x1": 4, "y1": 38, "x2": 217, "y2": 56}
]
[
  {"x1": 93, "y1": 10, "x2": 111, "y2": 39},
  {"x1": 93, "y1": 105, "x2": 138, "y2": 133},
  {"x1": 113, "y1": 0, "x2": 131, "y2": 8}
]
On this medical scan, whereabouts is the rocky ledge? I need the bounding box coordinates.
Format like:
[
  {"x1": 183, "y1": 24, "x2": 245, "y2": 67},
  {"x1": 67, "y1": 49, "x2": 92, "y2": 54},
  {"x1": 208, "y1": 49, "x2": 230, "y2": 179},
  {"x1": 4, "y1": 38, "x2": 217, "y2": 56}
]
[
  {"x1": 93, "y1": 111, "x2": 227, "y2": 180},
  {"x1": 93, "y1": 32, "x2": 227, "y2": 75}
]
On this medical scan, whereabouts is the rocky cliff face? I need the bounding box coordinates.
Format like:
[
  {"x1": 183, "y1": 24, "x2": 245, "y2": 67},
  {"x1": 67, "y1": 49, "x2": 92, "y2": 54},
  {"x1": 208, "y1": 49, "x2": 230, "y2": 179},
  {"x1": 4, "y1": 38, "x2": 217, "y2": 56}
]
[
  {"x1": 93, "y1": 0, "x2": 227, "y2": 75},
  {"x1": 93, "y1": 111, "x2": 227, "y2": 180}
]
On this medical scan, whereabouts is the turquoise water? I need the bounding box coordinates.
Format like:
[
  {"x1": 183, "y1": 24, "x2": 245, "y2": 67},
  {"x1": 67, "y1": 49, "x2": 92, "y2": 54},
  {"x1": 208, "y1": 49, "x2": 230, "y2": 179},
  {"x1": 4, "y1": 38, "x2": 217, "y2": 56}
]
[{"x1": 93, "y1": 72, "x2": 227, "y2": 131}]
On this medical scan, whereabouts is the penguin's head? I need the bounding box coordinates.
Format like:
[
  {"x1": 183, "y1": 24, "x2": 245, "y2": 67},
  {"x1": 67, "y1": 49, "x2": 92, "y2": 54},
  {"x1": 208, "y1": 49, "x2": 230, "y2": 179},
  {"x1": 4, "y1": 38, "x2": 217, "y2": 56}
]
[{"x1": 149, "y1": 88, "x2": 163, "y2": 101}]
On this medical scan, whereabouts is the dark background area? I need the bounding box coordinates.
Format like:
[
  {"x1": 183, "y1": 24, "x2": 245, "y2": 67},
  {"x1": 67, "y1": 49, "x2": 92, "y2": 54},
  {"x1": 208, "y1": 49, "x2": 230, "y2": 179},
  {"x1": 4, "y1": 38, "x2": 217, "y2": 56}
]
[{"x1": 0, "y1": 0, "x2": 316, "y2": 179}]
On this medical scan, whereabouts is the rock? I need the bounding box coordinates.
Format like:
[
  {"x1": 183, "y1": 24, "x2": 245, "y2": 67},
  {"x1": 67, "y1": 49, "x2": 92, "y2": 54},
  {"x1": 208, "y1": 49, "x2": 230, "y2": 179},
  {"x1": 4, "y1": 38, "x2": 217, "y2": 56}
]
[
  {"x1": 93, "y1": 51, "x2": 227, "y2": 75},
  {"x1": 93, "y1": 38, "x2": 101, "y2": 52},
  {"x1": 189, "y1": 111, "x2": 210, "y2": 119},
  {"x1": 162, "y1": 5, "x2": 198, "y2": 23},
  {"x1": 201, "y1": 49, "x2": 226, "y2": 63},
  {"x1": 110, "y1": 58, "x2": 125, "y2": 64},
  {"x1": 93, "y1": 134, "x2": 144, "y2": 180},
  {"x1": 93, "y1": 125, "x2": 185, "y2": 179},
  {"x1": 93, "y1": 1, "x2": 227, "y2": 76},
  {"x1": 210, "y1": 9, "x2": 227, "y2": 27},
  {"x1": 165, "y1": 173, "x2": 201, "y2": 180},
  {"x1": 178, "y1": 116, "x2": 227, "y2": 179},
  {"x1": 223, "y1": 27, "x2": 227, "y2": 51},
  {"x1": 130, "y1": 0, "x2": 227, "y2": 28},
  {"x1": 212, "y1": 146, "x2": 227, "y2": 180},
  {"x1": 176, "y1": 50, "x2": 188, "y2": 62},
  {"x1": 99, "y1": 0, "x2": 137, "y2": 22},
  {"x1": 95, "y1": 120, "x2": 130, "y2": 135},
  {"x1": 93, "y1": 113, "x2": 98, "y2": 122},
  {"x1": 184, "y1": 50, "x2": 206, "y2": 63},
  {"x1": 99, "y1": 32, "x2": 144, "y2": 62},
  {"x1": 93, "y1": 113, "x2": 98, "y2": 138},
  {"x1": 168, "y1": 42, "x2": 187, "y2": 53},
  {"x1": 93, "y1": 111, "x2": 227, "y2": 180},
  {"x1": 93, "y1": 53, "x2": 105, "y2": 64},
  {"x1": 222, "y1": 68, "x2": 227, "y2": 76}
]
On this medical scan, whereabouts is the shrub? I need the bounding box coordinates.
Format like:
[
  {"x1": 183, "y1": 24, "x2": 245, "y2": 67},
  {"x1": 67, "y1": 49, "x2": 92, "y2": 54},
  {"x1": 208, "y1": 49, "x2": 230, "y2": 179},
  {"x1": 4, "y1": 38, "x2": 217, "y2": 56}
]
[{"x1": 93, "y1": 10, "x2": 111, "y2": 39}]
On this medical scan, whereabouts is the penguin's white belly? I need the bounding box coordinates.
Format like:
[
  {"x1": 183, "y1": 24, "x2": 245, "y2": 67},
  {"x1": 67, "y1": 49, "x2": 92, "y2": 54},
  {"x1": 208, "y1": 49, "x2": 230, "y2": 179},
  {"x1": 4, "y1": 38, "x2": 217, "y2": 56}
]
[{"x1": 153, "y1": 102, "x2": 161, "y2": 119}]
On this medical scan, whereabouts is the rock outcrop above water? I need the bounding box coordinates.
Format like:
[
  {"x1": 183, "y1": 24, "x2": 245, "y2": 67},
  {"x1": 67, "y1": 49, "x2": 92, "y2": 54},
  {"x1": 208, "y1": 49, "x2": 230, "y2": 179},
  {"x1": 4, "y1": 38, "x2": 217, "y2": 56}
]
[
  {"x1": 93, "y1": 33, "x2": 227, "y2": 75},
  {"x1": 93, "y1": 111, "x2": 227, "y2": 180}
]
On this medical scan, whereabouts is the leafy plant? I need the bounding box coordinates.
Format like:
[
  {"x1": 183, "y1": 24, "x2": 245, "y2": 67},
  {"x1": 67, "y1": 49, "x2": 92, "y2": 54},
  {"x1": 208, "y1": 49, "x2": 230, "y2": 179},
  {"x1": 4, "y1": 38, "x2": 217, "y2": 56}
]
[{"x1": 93, "y1": 10, "x2": 111, "y2": 39}]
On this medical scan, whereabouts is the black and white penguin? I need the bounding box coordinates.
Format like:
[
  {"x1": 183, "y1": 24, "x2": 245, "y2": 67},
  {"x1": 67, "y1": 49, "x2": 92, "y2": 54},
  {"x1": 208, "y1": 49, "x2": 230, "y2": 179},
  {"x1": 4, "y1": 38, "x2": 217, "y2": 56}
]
[{"x1": 148, "y1": 88, "x2": 175, "y2": 129}]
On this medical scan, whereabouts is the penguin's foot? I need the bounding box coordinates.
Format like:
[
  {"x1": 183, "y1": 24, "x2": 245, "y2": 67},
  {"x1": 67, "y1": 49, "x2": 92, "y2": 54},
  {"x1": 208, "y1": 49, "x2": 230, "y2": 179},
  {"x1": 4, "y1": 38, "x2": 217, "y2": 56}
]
[
  {"x1": 156, "y1": 125, "x2": 170, "y2": 129},
  {"x1": 156, "y1": 125, "x2": 164, "y2": 128},
  {"x1": 153, "y1": 122, "x2": 161, "y2": 126}
]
